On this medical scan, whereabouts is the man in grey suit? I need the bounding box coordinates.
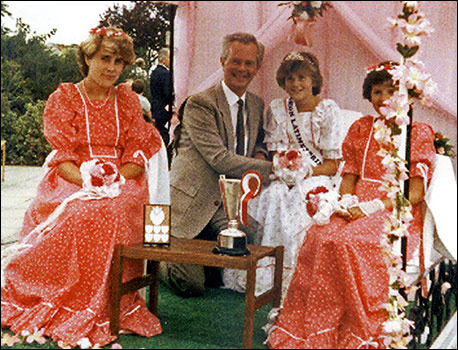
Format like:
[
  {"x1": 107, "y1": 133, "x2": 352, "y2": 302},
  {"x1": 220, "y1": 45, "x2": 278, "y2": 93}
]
[{"x1": 162, "y1": 33, "x2": 272, "y2": 296}]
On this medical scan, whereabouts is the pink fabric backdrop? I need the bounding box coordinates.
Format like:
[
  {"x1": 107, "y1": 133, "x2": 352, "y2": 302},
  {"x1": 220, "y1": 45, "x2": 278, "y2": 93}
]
[{"x1": 173, "y1": 1, "x2": 457, "y2": 171}]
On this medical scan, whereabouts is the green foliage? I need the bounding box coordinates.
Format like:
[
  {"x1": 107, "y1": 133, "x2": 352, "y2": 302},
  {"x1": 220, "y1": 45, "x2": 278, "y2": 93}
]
[
  {"x1": 1, "y1": 1, "x2": 169, "y2": 166},
  {"x1": 1, "y1": 8, "x2": 81, "y2": 165},
  {"x1": 7, "y1": 100, "x2": 52, "y2": 166},
  {"x1": 98, "y1": 1, "x2": 172, "y2": 74}
]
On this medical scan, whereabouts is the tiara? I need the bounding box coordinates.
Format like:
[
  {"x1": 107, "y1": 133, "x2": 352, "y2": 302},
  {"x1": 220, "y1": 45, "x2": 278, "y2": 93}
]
[
  {"x1": 284, "y1": 51, "x2": 317, "y2": 67},
  {"x1": 284, "y1": 52, "x2": 305, "y2": 62},
  {"x1": 90, "y1": 27, "x2": 131, "y2": 39}
]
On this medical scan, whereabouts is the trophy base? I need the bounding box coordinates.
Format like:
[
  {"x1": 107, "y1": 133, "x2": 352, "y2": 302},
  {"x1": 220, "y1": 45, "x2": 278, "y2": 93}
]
[
  {"x1": 213, "y1": 245, "x2": 250, "y2": 256},
  {"x1": 213, "y1": 231, "x2": 250, "y2": 256}
]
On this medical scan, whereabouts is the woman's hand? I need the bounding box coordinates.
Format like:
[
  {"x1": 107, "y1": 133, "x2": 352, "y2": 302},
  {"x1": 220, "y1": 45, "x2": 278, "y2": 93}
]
[
  {"x1": 57, "y1": 161, "x2": 83, "y2": 187},
  {"x1": 119, "y1": 162, "x2": 144, "y2": 180}
]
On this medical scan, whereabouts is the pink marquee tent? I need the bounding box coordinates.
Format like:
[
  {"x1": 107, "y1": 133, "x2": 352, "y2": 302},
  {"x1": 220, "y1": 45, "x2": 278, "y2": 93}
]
[{"x1": 172, "y1": 1, "x2": 457, "y2": 171}]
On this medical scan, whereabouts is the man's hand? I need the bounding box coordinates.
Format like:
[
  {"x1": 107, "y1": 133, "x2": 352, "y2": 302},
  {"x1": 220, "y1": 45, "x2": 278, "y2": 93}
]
[{"x1": 254, "y1": 152, "x2": 267, "y2": 160}]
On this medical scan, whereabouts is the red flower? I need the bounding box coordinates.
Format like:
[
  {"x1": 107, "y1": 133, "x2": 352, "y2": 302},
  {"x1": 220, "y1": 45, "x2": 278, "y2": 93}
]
[
  {"x1": 286, "y1": 149, "x2": 300, "y2": 161},
  {"x1": 305, "y1": 186, "x2": 329, "y2": 200},
  {"x1": 91, "y1": 176, "x2": 104, "y2": 187},
  {"x1": 305, "y1": 186, "x2": 329, "y2": 217},
  {"x1": 278, "y1": 149, "x2": 303, "y2": 170},
  {"x1": 102, "y1": 163, "x2": 116, "y2": 176}
]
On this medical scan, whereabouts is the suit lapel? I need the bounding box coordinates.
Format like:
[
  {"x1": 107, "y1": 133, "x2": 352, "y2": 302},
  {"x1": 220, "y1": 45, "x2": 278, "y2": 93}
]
[
  {"x1": 215, "y1": 83, "x2": 235, "y2": 151},
  {"x1": 246, "y1": 93, "x2": 259, "y2": 156}
]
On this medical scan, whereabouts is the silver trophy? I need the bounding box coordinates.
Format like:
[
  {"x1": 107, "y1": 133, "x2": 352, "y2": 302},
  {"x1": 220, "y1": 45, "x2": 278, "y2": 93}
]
[{"x1": 213, "y1": 175, "x2": 250, "y2": 256}]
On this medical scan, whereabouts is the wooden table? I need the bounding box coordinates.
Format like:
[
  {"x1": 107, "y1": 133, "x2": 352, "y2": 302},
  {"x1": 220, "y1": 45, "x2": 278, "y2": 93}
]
[{"x1": 110, "y1": 237, "x2": 284, "y2": 349}]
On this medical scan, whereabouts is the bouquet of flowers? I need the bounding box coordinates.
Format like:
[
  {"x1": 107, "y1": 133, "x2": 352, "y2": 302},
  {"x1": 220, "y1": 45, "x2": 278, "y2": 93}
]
[
  {"x1": 80, "y1": 159, "x2": 125, "y2": 198},
  {"x1": 272, "y1": 149, "x2": 313, "y2": 186},
  {"x1": 279, "y1": 1, "x2": 332, "y2": 23},
  {"x1": 305, "y1": 185, "x2": 342, "y2": 225},
  {"x1": 434, "y1": 132, "x2": 455, "y2": 157},
  {"x1": 279, "y1": 1, "x2": 332, "y2": 46}
]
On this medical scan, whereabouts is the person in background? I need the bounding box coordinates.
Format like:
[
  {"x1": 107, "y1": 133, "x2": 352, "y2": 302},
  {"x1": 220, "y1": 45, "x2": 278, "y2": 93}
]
[
  {"x1": 131, "y1": 78, "x2": 153, "y2": 123},
  {"x1": 133, "y1": 57, "x2": 148, "y2": 81},
  {"x1": 266, "y1": 61, "x2": 436, "y2": 349},
  {"x1": 161, "y1": 32, "x2": 273, "y2": 297},
  {"x1": 223, "y1": 51, "x2": 344, "y2": 299},
  {"x1": 150, "y1": 47, "x2": 174, "y2": 150},
  {"x1": 1, "y1": 26, "x2": 164, "y2": 348}
]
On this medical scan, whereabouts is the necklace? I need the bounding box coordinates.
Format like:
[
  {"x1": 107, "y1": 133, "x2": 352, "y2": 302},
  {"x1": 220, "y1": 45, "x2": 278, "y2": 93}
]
[{"x1": 82, "y1": 80, "x2": 112, "y2": 109}]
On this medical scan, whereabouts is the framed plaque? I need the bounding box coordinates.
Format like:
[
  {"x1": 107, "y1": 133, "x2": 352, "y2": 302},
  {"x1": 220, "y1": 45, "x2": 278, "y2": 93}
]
[{"x1": 143, "y1": 204, "x2": 171, "y2": 246}]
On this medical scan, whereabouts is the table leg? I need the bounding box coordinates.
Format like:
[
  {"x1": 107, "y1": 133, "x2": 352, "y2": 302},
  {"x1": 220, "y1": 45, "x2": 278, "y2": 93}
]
[
  {"x1": 243, "y1": 260, "x2": 257, "y2": 349},
  {"x1": 147, "y1": 260, "x2": 159, "y2": 315},
  {"x1": 273, "y1": 246, "x2": 284, "y2": 308},
  {"x1": 110, "y1": 245, "x2": 123, "y2": 335}
]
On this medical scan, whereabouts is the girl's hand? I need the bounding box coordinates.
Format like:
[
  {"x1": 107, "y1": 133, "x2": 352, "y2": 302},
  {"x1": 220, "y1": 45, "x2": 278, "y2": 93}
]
[{"x1": 344, "y1": 206, "x2": 366, "y2": 222}]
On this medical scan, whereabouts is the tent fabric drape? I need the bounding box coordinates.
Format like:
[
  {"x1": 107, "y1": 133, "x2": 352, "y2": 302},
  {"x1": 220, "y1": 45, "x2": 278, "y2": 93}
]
[{"x1": 173, "y1": 1, "x2": 456, "y2": 170}]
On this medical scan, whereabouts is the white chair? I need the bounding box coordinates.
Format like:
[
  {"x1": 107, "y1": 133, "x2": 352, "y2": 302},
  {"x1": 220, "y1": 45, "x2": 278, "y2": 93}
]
[{"x1": 407, "y1": 154, "x2": 457, "y2": 278}]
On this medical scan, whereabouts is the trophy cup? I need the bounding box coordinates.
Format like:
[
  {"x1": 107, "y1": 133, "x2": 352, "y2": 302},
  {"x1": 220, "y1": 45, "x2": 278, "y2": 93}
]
[{"x1": 213, "y1": 171, "x2": 262, "y2": 256}]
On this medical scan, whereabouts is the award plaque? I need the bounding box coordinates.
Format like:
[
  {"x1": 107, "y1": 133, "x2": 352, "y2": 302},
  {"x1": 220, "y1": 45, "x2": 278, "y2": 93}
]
[{"x1": 143, "y1": 204, "x2": 171, "y2": 246}]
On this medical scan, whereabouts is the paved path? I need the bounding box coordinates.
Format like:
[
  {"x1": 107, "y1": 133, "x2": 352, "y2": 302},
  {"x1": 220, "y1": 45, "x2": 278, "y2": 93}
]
[{"x1": 1, "y1": 166, "x2": 44, "y2": 244}]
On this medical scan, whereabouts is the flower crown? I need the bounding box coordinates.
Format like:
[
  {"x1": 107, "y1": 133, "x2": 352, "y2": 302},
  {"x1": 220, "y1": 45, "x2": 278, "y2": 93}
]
[
  {"x1": 90, "y1": 27, "x2": 131, "y2": 39},
  {"x1": 366, "y1": 62, "x2": 396, "y2": 74}
]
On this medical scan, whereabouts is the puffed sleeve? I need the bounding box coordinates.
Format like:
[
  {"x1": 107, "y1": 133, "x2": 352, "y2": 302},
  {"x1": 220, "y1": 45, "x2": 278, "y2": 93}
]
[
  {"x1": 118, "y1": 84, "x2": 162, "y2": 166},
  {"x1": 264, "y1": 99, "x2": 289, "y2": 152},
  {"x1": 43, "y1": 83, "x2": 80, "y2": 167},
  {"x1": 313, "y1": 100, "x2": 343, "y2": 159},
  {"x1": 409, "y1": 122, "x2": 436, "y2": 180},
  {"x1": 342, "y1": 118, "x2": 363, "y2": 176}
]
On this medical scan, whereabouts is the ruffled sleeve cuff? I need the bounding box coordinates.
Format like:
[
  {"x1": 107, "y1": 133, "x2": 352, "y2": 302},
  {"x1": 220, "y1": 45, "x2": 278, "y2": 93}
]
[
  {"x1": 322, "y1": 148, "x2": 342, "y2": 160},
  {"x1": 409, "y1": 122, "x2": 436, "y2": 180}
]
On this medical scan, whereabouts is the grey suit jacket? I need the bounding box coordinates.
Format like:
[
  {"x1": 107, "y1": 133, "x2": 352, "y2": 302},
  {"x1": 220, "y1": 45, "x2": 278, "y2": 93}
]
[{"x1": 170, "y1": 82, "x2": 272, "y2": 238}]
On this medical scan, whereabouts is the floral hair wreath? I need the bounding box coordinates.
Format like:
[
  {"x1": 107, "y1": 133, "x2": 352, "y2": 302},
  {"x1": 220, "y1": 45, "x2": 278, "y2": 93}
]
[
  {"x1": 365, "y1": 62, "x2": 397, "y2": 74},
  {"x1": 90, "y1": 27, "x2": 131, "y2": 39}
]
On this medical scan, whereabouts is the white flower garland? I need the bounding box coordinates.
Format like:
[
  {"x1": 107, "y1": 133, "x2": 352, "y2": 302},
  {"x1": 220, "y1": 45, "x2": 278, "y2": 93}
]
[{"x1": 377, "y1": 2, "x2": 435, "y2": 348}]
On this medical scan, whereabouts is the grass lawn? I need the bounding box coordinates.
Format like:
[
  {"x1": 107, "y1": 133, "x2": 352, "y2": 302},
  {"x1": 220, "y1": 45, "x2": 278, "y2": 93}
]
[{"x1": 1, "y1": 283, "x2": 271, "y2": 349}]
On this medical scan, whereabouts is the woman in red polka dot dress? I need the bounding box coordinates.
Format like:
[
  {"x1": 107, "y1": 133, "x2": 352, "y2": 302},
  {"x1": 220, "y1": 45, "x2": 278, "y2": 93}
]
[
  {"x1": 266, "y1": 62, "x2": 436, "y2": 349},
  {"x1": 1, "y1": 27, "x2": 163, "y2": 347}
]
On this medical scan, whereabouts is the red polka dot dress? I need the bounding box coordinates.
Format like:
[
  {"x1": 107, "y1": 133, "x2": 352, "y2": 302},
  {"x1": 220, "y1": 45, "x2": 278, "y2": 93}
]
[
  {"x1": 1, "y1": 83, "x2": 163, "y2": 347},
  {"x1": 267, "y1": 116, "x2": 436, "y2": 349}
]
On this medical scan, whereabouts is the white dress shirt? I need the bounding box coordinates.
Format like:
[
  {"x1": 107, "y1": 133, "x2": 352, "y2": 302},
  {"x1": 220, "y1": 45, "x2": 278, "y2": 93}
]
[{"x1": 221, "y1": 81, "x2": 247, "y2": 155}]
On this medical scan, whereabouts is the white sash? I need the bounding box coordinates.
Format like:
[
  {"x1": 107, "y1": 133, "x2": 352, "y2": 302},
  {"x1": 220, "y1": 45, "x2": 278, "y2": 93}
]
[{"x1": 284, "y1": 98, "x2": 323, "y2": 166}]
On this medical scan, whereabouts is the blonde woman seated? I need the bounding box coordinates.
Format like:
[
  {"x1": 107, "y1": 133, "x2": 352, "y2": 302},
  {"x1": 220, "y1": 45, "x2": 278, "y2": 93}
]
[{"x1": 1, "y1": 27, "x2": 164, "y2": 348}]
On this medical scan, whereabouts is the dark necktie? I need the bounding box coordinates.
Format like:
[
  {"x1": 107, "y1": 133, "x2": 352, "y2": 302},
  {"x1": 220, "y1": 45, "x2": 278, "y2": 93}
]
[{"x1": 236, "y1": 99, "x2": 245, "y2": 155}]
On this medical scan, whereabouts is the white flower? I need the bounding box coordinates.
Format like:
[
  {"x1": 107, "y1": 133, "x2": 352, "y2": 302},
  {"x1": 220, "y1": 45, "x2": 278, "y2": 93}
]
[
  {"x1": 298, "y1": 11, "x2": 310, "y2": 21},
  {"x1": 383, "y1": 318, "x2": 403, "y2": 334},
  {"x1": 77, "y1": 337, "x2": 92, "y2": 349},
  {"x1": 310, "y1": 1, "x2": 322, "y2": 8},
  {"x1": 441, "y1": 281, "x2": 452, "y2": 295},
  {"x1": 404, "y1": 1, "x2": 418, "y2": 10}
]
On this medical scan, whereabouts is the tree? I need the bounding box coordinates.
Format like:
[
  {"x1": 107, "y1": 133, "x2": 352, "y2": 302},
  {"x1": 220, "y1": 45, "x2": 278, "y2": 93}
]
[
  {"x1": 98, "y1": 1, "x2": 172, "y2": 73},
  {"x1": 1, "y1": 4, "x2": 80, "y2": 165}
]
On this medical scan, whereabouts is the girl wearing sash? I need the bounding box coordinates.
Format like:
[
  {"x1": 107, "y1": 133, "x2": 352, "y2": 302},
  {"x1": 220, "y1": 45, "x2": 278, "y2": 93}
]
[
  {"x1": 1, "y1": 27, "x2": 163, "y2": 347},
  {"x1": 223, "y1": 51, "x2": 344, "y2": 298},
  {"x1": 266, "y1": 62, "x2": 435, "y2": 349}
]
